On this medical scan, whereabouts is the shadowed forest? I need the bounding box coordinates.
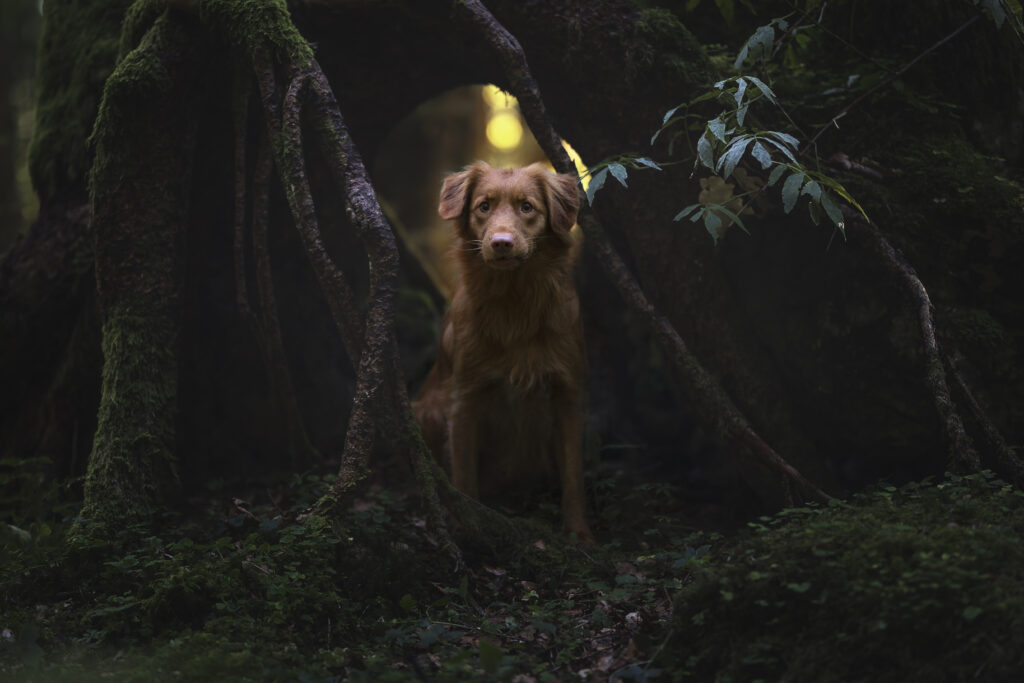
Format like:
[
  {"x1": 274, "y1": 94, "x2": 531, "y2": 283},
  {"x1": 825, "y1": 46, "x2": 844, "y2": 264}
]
[{"x1": 3, "y1": 0, "x2": 1024, "y2": 680}]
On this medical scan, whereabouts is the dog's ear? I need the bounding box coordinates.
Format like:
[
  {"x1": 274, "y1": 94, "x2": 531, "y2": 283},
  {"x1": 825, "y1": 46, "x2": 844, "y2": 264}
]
[
  {"x1": 439, "y1": 162, "x2": 489, "y2": 220},
  {"x1": 538, "y1": 166, "x2": 580, "y2": 243}
]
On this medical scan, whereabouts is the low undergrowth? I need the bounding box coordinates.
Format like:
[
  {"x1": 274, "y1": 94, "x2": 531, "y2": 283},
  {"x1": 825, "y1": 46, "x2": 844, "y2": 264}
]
[
  {"x1": 0, "y1": 464, "x2": 702, "y2": 681},
  {"x1": 4, "y1": 465, "x2": 1024, "y2": 681},
  {"x1": 665, "y1": 471, "x2": 1024, "y2": 683}
]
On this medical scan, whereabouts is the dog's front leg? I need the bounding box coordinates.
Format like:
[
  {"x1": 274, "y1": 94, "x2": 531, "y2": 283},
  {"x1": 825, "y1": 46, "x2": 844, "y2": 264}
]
[
  {"x1": 448, "y1": 393, "x2": 481, "y2": 499},
  {"x1": 552, "y1": 385, "x2": 592, "y2": 543}
]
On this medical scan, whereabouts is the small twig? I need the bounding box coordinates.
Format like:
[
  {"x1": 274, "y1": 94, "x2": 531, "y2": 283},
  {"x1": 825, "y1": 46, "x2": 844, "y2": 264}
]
[{"x1": 801, "y1": 15, "x2": 980, "y2": 156}]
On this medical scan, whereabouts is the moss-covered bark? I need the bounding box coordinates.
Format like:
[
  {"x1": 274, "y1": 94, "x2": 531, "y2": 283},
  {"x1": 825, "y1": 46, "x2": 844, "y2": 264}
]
[
  {"x1": 81, "y1": 13, "x2": 204, "y2": 526},
  {"x1": 28, "y1": 0, "x2": 133, "y2": 202}
]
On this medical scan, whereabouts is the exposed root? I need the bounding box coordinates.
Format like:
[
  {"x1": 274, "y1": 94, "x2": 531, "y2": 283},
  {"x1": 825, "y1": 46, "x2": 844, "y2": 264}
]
[
  {"x1": 232, "y1": 73, "x2": 317, "y2": 465},
  {"x1": 944, "y1": 350, "x2": 1024, "y2": 484},
  {"x1": 250, "y1": 133, "x2": 318, "y2": 465},
  {"x1": 846, "y1": 216, "x2": 981, "y2": 473},
  {"x1": 455, "y1": 0, "x2": 831, "y2": 504}
]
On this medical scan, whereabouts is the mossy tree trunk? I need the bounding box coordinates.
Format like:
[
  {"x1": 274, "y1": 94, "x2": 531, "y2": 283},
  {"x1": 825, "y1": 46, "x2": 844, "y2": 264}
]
[
  {"x1": 80, "y1": 14, "x2": 205, "y2": 526},
  {"x1": 1, "y1": 0, "x2": 1021, "y2": 533}
]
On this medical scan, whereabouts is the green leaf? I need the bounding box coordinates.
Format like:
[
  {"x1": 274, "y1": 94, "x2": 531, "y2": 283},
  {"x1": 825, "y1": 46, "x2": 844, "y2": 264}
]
[
  {"x1": 711, "y1": 203, "x2": 749, "y2": 234},
  {"x1": 787, "y1": 582, "x2": 811, "y2": 593},
  {"x1": 634, "y1": 156, "x2": 662, "y2": 170},
  {"x1": 746, "y1": 76, "x2": 777, "y2": 105},
  {"x1": 734, "y1": 24, "x2": 774, "y2": 69},
  {"x1": 781, "y1": 172, "x2": 805, "y2": 213},
  {"x1": 479, "y1": 639, "x2": 504, "y2": 673},
  {"x1": 801, "y1": 179, "x2": 822, "y2": 201},
  {"x1": 608, "y1": 162, "x2": 629, "y2": 187},
  {"x1": 808, "y1": 198, "x2": 822, "y2": 225},
  {"x1": 981, "y1": 0, "x2": 1007, "y2": 27},
  {"x1": 751, "y1": 141, "x2": 772, "y2": 169},
  {"x1": 963, "y1": 606, "x2": 983, "y2": 621},
  {"x1": 5, "y1": 523, "x2": 31, "y2": 543},
  {"x1": 686, "y1": 0, "x2": 702, "y2": 10},
  {"x1": 767, "y1": 130, "x2": 800, "y2": 150},
  {"x1": 733, "y1": 42, "x2": 751, "y2": 70},
  {"x1": 734, "y1": 77, "x2": 748, "y2": 107},
  {"x1": 586, "y1": 167, "x2": 608, "y2": 206},
  {"x1": 398, "y1": 594, "x2": 417, "y2": 612},
  {"x1": 714, "y1": 0, "x2": 735, "y2": 24},
  {"x1": 688, "y1": 89, "x2": 721, "y2": 107},
  {"x1": 662, "y1": 105, "x2": 681, "y2": 125},
  {"x1": 717, "y1": 137, "x2": 752, "y2": 179},
  {"x1": 704, "y1": 210, "x2": 723, "y2": 242},
  {"x1": 736, "y1": 102, "x2": 750, "y2": 127},
  {"x1": 767, "y1": 163, "x2": 788, "y2": 186},
  {"x1": 697, "y1": 133, "x2": 714, "y2": 171},
  {"x1": 674, "y1": 204, "x2": 703, "y2": 221},
  {"x1": 708, "y1": 116, "x2": 728, "y2": 143},
  {"x1": 820, "y1": 191, "x2": 844, "y2": 227},
  {"x1": 763, "y1": 137, "x2": 798, "y2": 164}
]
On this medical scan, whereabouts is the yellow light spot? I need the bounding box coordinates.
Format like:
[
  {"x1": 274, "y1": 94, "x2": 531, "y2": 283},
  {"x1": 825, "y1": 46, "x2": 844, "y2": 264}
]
[
  {"x1": 482, "y1": 84, "x2": 517, "y2": 109},
  {"x1": 561, "y1": 140, "x2": 589, "y2": 190},
  {"x1": 486, "y1": 111, "x2": 524, "y2": 150}
]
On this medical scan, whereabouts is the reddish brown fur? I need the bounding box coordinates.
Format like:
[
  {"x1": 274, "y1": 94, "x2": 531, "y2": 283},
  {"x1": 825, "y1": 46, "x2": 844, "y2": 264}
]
[{"x1": 413, "y1": 161, "x2": 592, "y2": 542}]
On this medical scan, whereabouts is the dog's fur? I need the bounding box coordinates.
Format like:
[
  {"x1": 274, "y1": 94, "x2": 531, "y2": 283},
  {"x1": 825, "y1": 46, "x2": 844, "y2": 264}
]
[{"x1": 413, "y1": 161, "x2": 592, "y2": 542}]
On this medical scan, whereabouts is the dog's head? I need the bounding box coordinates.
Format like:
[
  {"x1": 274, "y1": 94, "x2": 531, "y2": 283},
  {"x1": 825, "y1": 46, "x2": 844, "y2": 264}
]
[{"x1": 438, "y1": 161, "x2": 580, "y2": 269}]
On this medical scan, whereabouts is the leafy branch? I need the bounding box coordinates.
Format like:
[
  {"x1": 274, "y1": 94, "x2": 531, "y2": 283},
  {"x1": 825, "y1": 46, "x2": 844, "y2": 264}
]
[{"x1": 587, "y1": 74, "x2": 863, "y2": 243}]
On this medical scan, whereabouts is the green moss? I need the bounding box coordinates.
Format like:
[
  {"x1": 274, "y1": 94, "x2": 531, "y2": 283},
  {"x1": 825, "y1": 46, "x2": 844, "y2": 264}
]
[
  {"x1": 663, "y1": 473, "x2": 1024, "y2": 682},
  {"x1": 118, "y1": 0, "x2": 167, "y2": 60},
  {"x1": 28, "y1": 0, "x2": 134, "y2": 201},
  {"x1": 80, "y1": 305, "x2": 179, "y2": 528},
  {"x1": 633, "y1": 8, "x2": 716, "y2": 88},
  {"x1": 197, "y1": 0, "x2": 312, "y2": 64},
  {"x1": 82, "y1": 15, "x2": 197, "y2": 529}
]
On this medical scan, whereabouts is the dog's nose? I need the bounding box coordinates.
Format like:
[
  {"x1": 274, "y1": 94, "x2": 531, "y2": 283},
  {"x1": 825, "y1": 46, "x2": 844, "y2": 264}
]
[{"x1": 490, "y1": 232, "x2": 515, "y2": 253}]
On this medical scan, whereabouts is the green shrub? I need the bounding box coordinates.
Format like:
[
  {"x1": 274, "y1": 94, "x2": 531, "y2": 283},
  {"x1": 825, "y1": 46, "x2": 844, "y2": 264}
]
[{"x1": 664, "y1": 472, "x2": 1024, "y2": 682}]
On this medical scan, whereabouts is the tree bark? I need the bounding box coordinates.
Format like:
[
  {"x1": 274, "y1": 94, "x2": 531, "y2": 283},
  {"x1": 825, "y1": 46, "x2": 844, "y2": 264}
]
[{"x1": 80, "y1": 14, "x2": 203, "y2": 526}]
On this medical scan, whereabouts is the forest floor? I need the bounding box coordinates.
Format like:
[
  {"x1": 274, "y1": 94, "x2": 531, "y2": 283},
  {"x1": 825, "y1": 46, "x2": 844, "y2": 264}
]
[
  {"x1": 1, "y1": 456, "x2": 719, "y2": 682},
  {"x1": 4, "y1": 458, "x2": 1024, "y2": 682}
]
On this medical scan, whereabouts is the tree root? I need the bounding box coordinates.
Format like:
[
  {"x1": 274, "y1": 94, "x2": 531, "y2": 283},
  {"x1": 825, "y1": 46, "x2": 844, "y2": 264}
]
[
  {"x1": 945, "y1": 351, "x2": 1024, "y2": 483},
  {"x1": 845, "y1": 216, "x2": 983, "y2": 474},
  {"x1": 231, "y1": 74, "x2": 317, "y2": 465},
  {"x1": 455, "y1": 0, "x2": 831, "y2": 505}
]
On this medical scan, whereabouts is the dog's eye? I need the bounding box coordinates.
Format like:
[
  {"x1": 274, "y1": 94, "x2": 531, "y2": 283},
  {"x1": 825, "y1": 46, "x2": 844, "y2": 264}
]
[
  {"x1": 478, "y1": 201, "x2": 490, "y2": 212},
  {"x1": 521, "y1": 201, "x2": 533, "y2": 213}
]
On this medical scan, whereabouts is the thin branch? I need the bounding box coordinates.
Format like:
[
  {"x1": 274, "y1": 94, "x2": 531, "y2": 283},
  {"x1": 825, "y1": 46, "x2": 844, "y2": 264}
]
[
  {"x1": 801, "y1": 15, "x2": 980, "y2": 156},
  {"x1": 845, "y1": 215, "x2": 980, "y2": 473},
  {"x1": 456, "y1": 0, "x2": 831, "y2": 503}
]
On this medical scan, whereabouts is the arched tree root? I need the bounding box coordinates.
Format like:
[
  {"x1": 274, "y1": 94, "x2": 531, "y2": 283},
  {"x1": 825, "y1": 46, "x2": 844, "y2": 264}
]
[
  {"x1": 846, "y1": 215, "x2": 1020, "y2": 481},
  {"x1": 230, "y1": 73, "x2": 318, "y2": 466}
]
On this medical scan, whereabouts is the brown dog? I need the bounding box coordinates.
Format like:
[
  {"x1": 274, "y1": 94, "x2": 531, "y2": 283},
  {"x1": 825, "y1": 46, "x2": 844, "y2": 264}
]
[{"x1": 413, "y1": 161, "x2": 592, "y2": 542}]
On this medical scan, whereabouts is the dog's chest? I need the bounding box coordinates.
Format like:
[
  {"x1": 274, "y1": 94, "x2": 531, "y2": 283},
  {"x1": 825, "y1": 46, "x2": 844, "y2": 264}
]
[{"x1": 477, "y1": 380, "x2": 560, "y2": 491}]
